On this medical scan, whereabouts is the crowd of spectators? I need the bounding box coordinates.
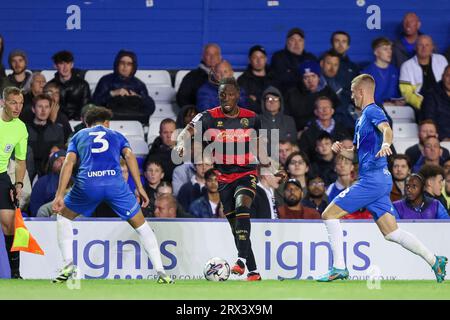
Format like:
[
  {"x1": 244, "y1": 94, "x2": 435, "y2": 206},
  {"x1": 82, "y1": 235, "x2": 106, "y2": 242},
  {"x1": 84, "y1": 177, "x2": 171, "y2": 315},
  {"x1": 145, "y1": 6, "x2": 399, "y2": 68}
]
[{"x1": 1, "y1": 11, "x2": 449, "y2": 220}]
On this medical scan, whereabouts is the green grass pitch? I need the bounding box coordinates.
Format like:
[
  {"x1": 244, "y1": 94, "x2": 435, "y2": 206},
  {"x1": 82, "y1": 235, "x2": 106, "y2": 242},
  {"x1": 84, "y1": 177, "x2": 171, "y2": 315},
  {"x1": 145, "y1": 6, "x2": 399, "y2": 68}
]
[{"x1": 0, "y1": 279, "x2": 449, "y2": 300}]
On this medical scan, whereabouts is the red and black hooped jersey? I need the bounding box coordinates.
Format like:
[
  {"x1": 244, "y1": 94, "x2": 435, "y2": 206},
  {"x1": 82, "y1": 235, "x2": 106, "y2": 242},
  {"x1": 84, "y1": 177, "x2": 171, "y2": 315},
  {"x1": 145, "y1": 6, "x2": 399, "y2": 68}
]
[{"x1": 190, "y1": 106, "x2": 261, "y2": 183}]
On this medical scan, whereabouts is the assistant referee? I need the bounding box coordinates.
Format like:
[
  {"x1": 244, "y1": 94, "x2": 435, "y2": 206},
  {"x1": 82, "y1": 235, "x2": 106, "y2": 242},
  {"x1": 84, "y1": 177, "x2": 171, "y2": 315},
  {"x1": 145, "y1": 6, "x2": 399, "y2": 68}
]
[{"x1": 0, "y1": 87, "x2": 28, "y2": 279}]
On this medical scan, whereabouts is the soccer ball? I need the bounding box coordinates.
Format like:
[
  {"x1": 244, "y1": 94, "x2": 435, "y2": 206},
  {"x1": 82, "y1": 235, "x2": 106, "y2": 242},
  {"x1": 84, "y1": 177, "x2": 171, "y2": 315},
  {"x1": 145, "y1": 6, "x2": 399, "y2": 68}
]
[{"x1": 203, "y1": 257, "x2": 231, "y2": 281}]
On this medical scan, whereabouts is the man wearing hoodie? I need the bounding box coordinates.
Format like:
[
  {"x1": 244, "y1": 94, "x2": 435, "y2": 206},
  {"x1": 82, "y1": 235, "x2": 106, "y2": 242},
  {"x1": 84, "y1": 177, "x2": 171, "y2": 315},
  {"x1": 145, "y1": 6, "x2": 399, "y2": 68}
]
[
  {"x1": 271, "y1": 28, "x2": 317, "y2": 95},
  {"x1": 238, "y1": 45, "x2": 276, "y2": 113},
  {"x1": 176, "y1": 43, "x2": 222, "y2": 108},
  {"x1": 93, "y1": 49, "x2": 155, "y2": 124},
  {"x1": 285, "y1": 60, "x2": 340, "y2": 132},
  {"x1": 260, "y1": 86, "x2": 297, "y2": 148}
]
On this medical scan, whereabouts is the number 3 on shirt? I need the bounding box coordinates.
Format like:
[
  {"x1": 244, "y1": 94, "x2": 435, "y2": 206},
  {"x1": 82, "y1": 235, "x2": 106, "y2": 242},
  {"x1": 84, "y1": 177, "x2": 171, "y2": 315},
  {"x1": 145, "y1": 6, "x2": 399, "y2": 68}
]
[{"x1": 89, "y1": 131, "x2": 109, "y2": 153}]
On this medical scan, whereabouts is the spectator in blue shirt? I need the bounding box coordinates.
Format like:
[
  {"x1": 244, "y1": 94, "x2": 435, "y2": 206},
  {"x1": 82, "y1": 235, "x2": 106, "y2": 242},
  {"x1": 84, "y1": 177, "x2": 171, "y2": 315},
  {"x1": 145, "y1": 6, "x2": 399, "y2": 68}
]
[
  {"x1": 177, "y1": 157, "x2": 213, "y2": 212},
  {"x1": 301, "y1": 173, "x2": 329, "y2": 213},
  {"x1": 189, "y1": 169, "x2": 224, "y2": 218},
  {"x1": 412, "y1": 136, "x2": 448, "y2": 173},
  {"x1": 326, "y1": 155, "x2": 354, "y2": 202},
  {"x1": 196, "y1": 60, "x2": 249, "y2": 112},
  {"x1": 363, "y1": 37, "x2": 404, "y2": 107}
]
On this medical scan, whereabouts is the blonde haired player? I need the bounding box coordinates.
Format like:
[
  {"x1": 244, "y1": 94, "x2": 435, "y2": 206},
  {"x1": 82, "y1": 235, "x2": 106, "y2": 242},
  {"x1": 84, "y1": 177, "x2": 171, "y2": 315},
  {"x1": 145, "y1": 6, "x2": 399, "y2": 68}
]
[{"x1": 317, "y1": 74, "x2": 447, "y2": 282}]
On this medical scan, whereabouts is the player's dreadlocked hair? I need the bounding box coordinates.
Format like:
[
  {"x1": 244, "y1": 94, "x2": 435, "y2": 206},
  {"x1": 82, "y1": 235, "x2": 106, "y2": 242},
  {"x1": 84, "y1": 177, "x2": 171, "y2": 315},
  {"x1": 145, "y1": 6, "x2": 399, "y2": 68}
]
[
  {"x1": 85, "y1": 106, "x2": 113, "y2": 126},
  {"x1": 218, "y1": 77, "x2": 239, "y2": 92}
]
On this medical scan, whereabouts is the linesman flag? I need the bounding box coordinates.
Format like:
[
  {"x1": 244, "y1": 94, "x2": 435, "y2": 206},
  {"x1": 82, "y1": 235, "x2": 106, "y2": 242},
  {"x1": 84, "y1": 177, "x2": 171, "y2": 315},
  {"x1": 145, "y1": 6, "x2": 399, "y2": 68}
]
[{"x1": 11, "y1": 207, "x2": 44, "y2": 255}]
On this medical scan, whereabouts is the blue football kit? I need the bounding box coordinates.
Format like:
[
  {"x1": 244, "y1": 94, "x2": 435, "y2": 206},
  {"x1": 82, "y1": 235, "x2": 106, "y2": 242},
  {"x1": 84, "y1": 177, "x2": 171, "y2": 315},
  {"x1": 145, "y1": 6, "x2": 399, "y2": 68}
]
[
  {"x1": 332, "y1": 103, "x2": 399, "y2": 220},
  {"x1": 64, "y1": 125, "x2": 140, "y2": 220}
]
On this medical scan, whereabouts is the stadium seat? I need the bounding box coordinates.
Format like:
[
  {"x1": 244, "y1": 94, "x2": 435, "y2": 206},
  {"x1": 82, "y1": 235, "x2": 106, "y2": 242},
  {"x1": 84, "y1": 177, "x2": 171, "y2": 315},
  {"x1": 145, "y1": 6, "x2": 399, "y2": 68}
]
[
  {"x1": 69, "y1": 120, "x2": 82, "y2": 131},
  {"x1": 441, "y1": 141, "x2": 450, "y2": 151},
  {"x1": 109, "y1": 120, "x2": 145, "y2": 139},
  {"x1": 6, "y1": 69, "x2": 33, "y2": 76},
  {"x1": 40, "y1": 70, "x2": 55, "y2": 81},
  {"x1": 84, "y1": 70, "x2": 112, "y2": 92},
  {"x1": 134, "y1": 70, "x2": 172, "y2": 87},
  {"x1": 147, "y1": 117, "x2": 165, "y2": 145},
  {"x1": 385, "y1": 106, "x2": 416, "y2": 123},
  {"x1": 128, "y1": 138, "x2": 149, "y2": 157},
  {"x1": 174, "y1": 70, "x2": 190, "y2": 92},
  {"x1": 153, "y1": 103, "x2": 178, "y2": 119},
  {"x1": 393, "y1": 138, "x2": 419, "y2": 154},
  {"x1": 147, "y1": 86, "x2": 176, "y2": 103},
  {"x1": 393, "y1": 123, "x2": 418, "y2": 139}
]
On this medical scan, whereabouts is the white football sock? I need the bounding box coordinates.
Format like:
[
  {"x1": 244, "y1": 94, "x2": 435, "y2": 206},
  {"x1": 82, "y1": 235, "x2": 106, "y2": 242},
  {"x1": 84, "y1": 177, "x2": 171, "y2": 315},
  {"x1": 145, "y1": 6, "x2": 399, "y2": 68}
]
[
  {"x1": 56, "y1": 214, "x2": 74, "y2": 266},
  {"x1": 385, "y1": 228, "x2": 436, "y2": 267},
  {"x1": 135, "y1": 223, "x2": 164, "y2": 273},
  {"x1": 324, "y1": 219, "x2": 346, "y2": 269}
]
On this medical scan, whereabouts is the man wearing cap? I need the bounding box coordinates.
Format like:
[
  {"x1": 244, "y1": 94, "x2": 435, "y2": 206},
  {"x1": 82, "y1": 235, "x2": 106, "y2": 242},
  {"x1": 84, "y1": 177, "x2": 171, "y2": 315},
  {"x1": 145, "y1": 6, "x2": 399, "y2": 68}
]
[
  {"x1": 271, "y1": 28, "x2": 317, "y2": 95},
  {"x1": 7, "y1": 50, "x2": 32, "y2": 91},
  {"x1": 285, "y1": 60, "x2": 339, "y2": 132},
  {"x1": 48, "y1": 50, "x2": 91, "y2": 120},
  {"x1": 237, "y1": 45, "x2": 276, "y2": 113},
  {"x1": 259, "y1": 86, "x2": 297, "y2": 145},
  {"x1": 362, "y1": 37, "x2": 404, "y2": 106},
  {"x1": 29, "y1": 149, "x2": 66, "y2": 216},
  {"x1": 277, "y1": 178, "x2": 321, "y2": 219}
]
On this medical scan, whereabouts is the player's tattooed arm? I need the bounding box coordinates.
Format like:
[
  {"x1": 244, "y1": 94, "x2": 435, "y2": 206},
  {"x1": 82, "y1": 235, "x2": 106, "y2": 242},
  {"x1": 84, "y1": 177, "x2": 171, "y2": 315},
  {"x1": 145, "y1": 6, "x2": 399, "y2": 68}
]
[{"x1": 376, "y1": 122, "x2": 393, "y2": 158}]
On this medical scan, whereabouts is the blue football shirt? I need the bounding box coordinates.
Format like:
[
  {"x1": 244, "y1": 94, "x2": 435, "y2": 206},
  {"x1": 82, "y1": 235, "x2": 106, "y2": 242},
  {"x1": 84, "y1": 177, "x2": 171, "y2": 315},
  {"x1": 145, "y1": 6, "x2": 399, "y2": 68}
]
[
  {"x1": 67, "y1": 125, "x2": 130, "y2": 187},
  {"x1": 353, "y1": 103, "x2": 389, "y2": 173}
]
